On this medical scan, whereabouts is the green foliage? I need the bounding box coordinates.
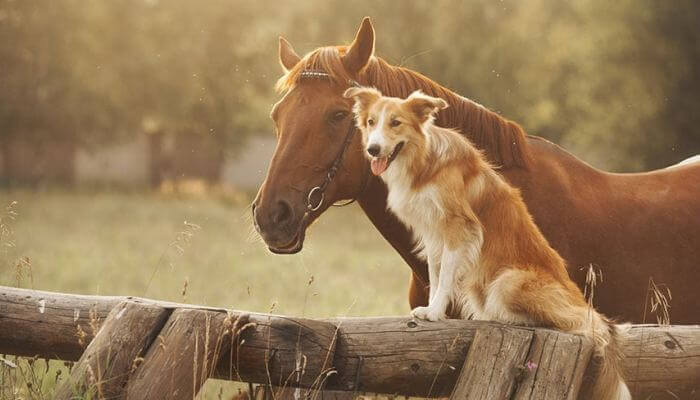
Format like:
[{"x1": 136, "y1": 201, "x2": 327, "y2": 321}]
[{"x1": 0, "y1": 0, "x2": 698, "y2": 170}]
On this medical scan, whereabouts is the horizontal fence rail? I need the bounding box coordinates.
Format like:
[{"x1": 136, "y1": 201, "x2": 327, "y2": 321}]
[{"x1": 1, "y1": 286, "x2": 699, "y2": 399}]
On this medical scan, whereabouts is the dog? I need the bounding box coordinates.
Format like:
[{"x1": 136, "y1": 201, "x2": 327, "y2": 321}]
[{"x1": 344, "y1": 86, "x2": 631, "y2": 400}]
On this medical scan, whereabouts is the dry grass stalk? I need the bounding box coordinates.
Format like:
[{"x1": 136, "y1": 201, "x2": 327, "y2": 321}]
[
  {"x1": 197, "y1": 313, "x2": 252, "y2": 399},
  {"x1": 143, "y1": 220, "x2": 201, "y2": 296},
  {"x1": 583, "y1": 264, "x2": 604, "y2": 338},
  {"x1": 644, "y1": 277, "x2": 672, "y2": 325},
  {"x1": 182, "y1": 277, "x2": 190, "y2": 302},
  {"x1": 0, "y1": 200, "x2": 18, "y2": 252},
  {"x1": 1, "y1": 201, "x2": 35, "y2": 290},
  {"x1": 14, "y1": 256, "x2": 34, "y2": 289},
  {"x1": 229, "y1": 318, "x2": 256, "y2": 383},
  {"x1": 584, "y1": 264, "x2": 602, "y2": 307}
]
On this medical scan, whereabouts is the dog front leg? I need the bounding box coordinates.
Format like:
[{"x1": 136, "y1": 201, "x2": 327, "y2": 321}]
[
  {"x1": 412, "y1": 221, "x2": 482, "y2": 321},
  {"x1": 411, "y1": 247, "x2": 459, "y2": 321},
  {"x1": 427, "y1": 251, "x2": 441, "y2": 303}
]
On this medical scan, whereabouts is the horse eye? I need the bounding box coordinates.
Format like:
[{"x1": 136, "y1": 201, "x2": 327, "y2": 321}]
[
  {"x1": 390, "y1": 119, "x2": 401, "y2": 128},
  {"x1": 367, "y1": 118, "x2": 375, "y2": 126},
  {"x1": 331, "y1": 111, "x2": 347, "y2": 122}
]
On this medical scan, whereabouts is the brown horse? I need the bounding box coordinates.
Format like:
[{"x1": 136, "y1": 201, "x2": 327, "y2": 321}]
[{"x1": 252, "y1": 18, "x2": 700, "y2": 324}]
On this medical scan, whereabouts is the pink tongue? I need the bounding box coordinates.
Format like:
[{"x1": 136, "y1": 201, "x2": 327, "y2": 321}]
[{"x1": 371, "y1": 157, "x2": 389, "y2": 176}]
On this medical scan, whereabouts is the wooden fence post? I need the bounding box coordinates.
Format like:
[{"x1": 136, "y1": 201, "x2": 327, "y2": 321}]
[
  {"x1": 450, "y1": 326, "x2": 595, "y2": 400},
  {"x1": 54, "y1": 300, "x2": 169, "y2": 400},
  {"x1": 511, "y1": 329, "x2": 594, "y2": 400},
  {"x1": 123, "y1": 308, "x2": 248, "y2": 400},
  {"x1": 2, "y1": 287, "x2": 699, "y2": 398},
  {"x1": 450, "y1": 326, "x2": 533, "y2": 399}
]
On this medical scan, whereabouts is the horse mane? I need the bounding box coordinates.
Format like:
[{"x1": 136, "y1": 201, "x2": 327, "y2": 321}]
[{"x1": 277, "y1": 46, "x2": 531, "y2": 168}]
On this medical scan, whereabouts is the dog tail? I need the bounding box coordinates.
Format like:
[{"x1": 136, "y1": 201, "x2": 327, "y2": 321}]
[{"x1": 583, "y1": 314, "x2": 631, "y2": 400}]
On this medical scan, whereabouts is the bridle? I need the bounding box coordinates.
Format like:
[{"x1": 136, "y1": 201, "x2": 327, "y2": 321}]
[
  {"x1": 300, "y1": 70, "x2": 371, "y2": 216},
  {"x1": 257, "y1": 69, "x2": 371, "y2": 254}
]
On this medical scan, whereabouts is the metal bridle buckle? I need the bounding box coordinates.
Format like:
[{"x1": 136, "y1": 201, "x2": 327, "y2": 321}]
[
  {"x1": 307, "y1": 186, "x2": 324, "y2": 211},
  {"x1": 297, "y1": 69, "x2": 363, "y2": 213}
]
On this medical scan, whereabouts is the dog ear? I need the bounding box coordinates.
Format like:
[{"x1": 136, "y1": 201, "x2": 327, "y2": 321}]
[
  {"x1": 405, "y1": 91, "x2": 448, "y2": 122},
  {"x1": 343, "y1": 17, "x2": 375, "y2": 75},
  {"x1": 343, "y1": 86, "x2": 381, "y2": 110},
  {"x1": 279, "y1": 36, "x2": 301, "y2": 72}
]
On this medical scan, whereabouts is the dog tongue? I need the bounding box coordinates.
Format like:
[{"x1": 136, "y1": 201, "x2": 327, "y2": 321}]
[{"x1": 371, "y1": 157, "x2": 388, "y2": 176}]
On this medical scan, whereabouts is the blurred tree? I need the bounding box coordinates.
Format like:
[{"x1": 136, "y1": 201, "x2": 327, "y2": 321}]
[
  {"x1": 0, "y1": 0, "x2": 99, "y2": 183},
  {"x1": 0, "y1": 0, "x2": 698, "y2": 181},
  {"x1": 646, "y1": 0, "x2": 700, "y2": 168}
]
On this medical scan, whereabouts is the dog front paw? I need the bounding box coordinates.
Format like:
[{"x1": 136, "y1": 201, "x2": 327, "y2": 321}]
[{"x1": 411, "y1": 306, "x2": 446, "y2": 321}]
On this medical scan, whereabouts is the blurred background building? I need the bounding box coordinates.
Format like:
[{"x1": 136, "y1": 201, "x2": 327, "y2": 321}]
[{"x1": 1, "y1": 0, "x2": 699, "y2": 189}]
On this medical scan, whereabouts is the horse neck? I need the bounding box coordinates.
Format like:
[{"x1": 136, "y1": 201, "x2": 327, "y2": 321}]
[{"x1": 361, "y1": 60, "x2": 531, "y2": 168}]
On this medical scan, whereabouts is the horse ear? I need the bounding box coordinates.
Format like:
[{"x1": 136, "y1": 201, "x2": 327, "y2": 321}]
[
  {"x1": 343, "y1": 86, "x2": 381, "y2": 110},
  {"x1": 279, "y1": 36, "x2": 301, "y2": 72},
  {"x1": 405, "y1": 91, "x2": 448, "y2": 122},
  {"x1": 343, "y1": 17, "x2": 375, "y2": 75}
]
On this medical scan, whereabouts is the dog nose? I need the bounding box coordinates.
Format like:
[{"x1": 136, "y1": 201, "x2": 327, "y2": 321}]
[
  {"x1": 271, "y1": 200, "x2": 293, "y2": 225},
  {"x1": 367, "y1": 144, "x2": 381, "y2": 157}
]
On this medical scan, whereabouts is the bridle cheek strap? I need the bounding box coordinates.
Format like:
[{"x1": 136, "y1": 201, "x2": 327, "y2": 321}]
[{"x1": 301, "y1": 71, "x2": 369, "y2": 215}]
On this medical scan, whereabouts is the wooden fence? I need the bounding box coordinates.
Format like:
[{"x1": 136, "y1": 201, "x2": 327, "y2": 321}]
[{"x1": 0, "y1": 286, "x2": 698, "y2": 399}]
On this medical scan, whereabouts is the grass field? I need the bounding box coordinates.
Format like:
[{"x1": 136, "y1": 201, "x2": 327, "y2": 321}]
[{"x1": 0, "y1": 188, "x2": 410, "y2": 398}]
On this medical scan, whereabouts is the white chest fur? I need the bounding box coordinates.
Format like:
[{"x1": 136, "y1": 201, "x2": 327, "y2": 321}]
[{"x1": 381, "y1": 161, "x2": 445, "y2": 258}]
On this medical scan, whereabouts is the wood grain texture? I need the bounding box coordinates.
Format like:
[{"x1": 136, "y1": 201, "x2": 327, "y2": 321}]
[
  {"x1": 53, "y1": 300, "x2": 169, "y2": 400},
  {"x1": 251, "y1": 385, "x2": 356, "y2": 400},
  {"x1": 622, "y1": 324, "x2": 700, "y2": 400},
  {"x1": 512, "y1": 329, "x2": 594, "y2": 400},
  {"x1": 0, "y1": 287, "x2": 122, "y2": 360},
  {"x1": 1, "y1": 286, "x2": 699, "y2": 398},
  {"x1": 124, "y1": 308, "x2": 247, "y2": 400},
  {"x1": 328, "y1": 316, "x2": 478, "y2": 396},
  {"x1": 450, "y1": 326, "x2": 533, "y2": 399},
  {"x1": 223, "y1": 312, "x2": 339, "y2": 389}
]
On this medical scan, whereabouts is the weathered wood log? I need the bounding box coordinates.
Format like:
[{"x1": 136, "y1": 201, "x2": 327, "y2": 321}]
[
  {"x1": 450, "y1": 326, "x2": 536, "y2": 399},
  {"x1": 53, "y1": 300, "x2": 169, "y2": 400},
  {"x1": 252, "y1": 385, "x2": 356, "y2": 400},
  {"x1": 511, "y1": 328, "x2": 594, "y2": 400},
  {"x1": 327, "y1": 316, "x2": 477, "y2": 396},
  {"x1": 0, "y1": 287, "x2": 340, "y2": 394},
  {"x1": 0, "y1": 287, "x2": 123, "y2": 360},
  {"x1": 623, "y1": 324, "x2": 700, "y2": 400},
  {"x1": 227, "y1": 313, "x2": 338, "y2": 389},
  {"x1": 123, "y1": 308, "x2": 247, "y2": 399},
  {"x1": 1, "y1": 286, "x2": 699, "y2": 398}
]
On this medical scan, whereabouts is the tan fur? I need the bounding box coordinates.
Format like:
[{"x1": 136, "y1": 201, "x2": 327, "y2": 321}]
[
  {"x1": 277, "y1": 45, "x2": 532, "y2": 169},
  {"x1": 259, "y1": 21, "x2": 700, "y2": 325},
  {"x1": 346, "y1": 87, "x2": 631, "y2": 400}
]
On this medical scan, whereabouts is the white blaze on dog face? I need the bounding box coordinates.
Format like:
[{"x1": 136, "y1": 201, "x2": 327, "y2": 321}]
[
  {"x1": 366, "y1": 107, "x2": 389, "y2": 154},
  {"x1": 344, "y1": 87, "x2": 448, "y2": 176}
]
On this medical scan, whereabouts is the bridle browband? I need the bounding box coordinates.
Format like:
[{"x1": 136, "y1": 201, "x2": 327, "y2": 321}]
[
  {"x1": 264, "y1": 70, "x2": 370, "y2": 253},
  {"x1": 299, "y1": 70, "x2": 371, "y2": 216}
]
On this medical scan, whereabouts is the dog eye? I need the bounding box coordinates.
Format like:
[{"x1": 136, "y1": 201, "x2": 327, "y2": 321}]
[
  {"x1": 390, "y1": 119, "x2": 401, "y2": 127},
  {"x1": 367, "y1": 118, "x2": 375, "y2": 126}
]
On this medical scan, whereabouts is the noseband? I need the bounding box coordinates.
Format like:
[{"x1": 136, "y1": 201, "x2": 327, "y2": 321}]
[{"x1": 300, "y1": 70, "x2": 370, "y2": 214}]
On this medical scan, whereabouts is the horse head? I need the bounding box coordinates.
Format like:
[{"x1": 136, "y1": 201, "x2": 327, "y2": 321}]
[{"x1": 252, "y1": 18, "x2": 376, "y2": 253}]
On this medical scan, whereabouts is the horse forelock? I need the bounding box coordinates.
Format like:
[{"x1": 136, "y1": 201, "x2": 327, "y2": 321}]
[
  {"x1": 276, "y1": 46, "x2": 353, "y2": 92},
  {"x1": 275, "y1": 47, "x2": 531, "y2": 168}
]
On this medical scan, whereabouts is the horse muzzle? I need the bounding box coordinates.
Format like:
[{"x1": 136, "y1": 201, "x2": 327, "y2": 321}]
[{"x1": 251, "y1": 201, "x2": 307, "y2": 254}]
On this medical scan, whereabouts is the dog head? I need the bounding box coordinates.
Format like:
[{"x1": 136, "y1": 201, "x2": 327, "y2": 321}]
[{"x1": 344, "y1": 87, "x2": 448, "y2": 175}]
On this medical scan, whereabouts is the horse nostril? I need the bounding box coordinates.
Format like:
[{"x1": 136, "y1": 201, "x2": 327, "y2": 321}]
[
  {"x1": 272, "y1": 200, "x2": 293, "y2": 224},
  {"x1": 367, "y1": 144, "x2": 381, "y2": 157},
  {"x1": 251, "y1": 203, "x2": 258, "y2": 222}
]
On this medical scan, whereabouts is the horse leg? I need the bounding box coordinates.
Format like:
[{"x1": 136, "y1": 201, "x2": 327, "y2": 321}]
[{"x1": 408, "y1": 272, "x2": 429, "y2": 309}]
